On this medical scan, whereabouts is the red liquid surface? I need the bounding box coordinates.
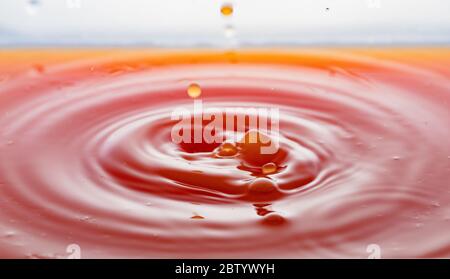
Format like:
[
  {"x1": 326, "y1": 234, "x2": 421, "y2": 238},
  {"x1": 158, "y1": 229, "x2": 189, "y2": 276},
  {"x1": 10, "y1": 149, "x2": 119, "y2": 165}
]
[{"x1": 0, "y1": 49, "x2": 449, "y2": 258}]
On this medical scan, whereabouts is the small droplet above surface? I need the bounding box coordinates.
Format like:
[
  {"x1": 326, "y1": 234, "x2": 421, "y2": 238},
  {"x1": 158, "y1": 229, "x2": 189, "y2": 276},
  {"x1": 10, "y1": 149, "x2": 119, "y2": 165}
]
[
  {"x1": 220, "y1": 4, "x2": 233, "y2": 17},
  {"x1": 187, "y1": 83, "x2": 202, "y2": 98}
]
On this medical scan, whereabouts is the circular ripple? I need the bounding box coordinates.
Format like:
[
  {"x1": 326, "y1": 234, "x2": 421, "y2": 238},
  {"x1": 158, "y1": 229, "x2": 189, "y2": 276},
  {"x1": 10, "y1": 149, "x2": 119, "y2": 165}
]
[{"x1": 0, "y1": 50, "x2": 449, "y2": 258}]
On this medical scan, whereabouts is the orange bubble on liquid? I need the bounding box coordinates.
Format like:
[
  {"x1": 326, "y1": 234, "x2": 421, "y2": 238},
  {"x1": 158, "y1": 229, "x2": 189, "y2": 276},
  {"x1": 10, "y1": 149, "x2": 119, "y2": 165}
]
[
  {"x1": 237, "y1": 130, "x2": 282, "y2": 167},
  {"x1": 187, "y1": 83, "x2": 202, "y2": 98},
  {"x1": 218, "y1": 142, "x2": 238, "y2": 157},
  {"x1": 248, "y1": 178, "x2": 277, "y2": 193},
  {"x1": 262, "y1": 162, "x2": 277, "y2": 175},
  {"x1": 220, "y1": 4, "x2": 233, "y2": 17}
]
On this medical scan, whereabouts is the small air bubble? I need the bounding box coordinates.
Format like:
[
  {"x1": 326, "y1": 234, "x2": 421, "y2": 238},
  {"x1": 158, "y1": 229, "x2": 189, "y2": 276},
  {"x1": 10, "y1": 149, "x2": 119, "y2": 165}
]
[
  {"x1": 392, "y1": 156, "x2": 401, "y2": 160},
  {"x1": 262, "y1": 162, "x2": 277, "y2": 175}
]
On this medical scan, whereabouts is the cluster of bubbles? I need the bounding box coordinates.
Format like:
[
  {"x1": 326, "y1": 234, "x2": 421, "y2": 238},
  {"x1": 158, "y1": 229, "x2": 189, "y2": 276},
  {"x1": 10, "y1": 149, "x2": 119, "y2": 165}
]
[{"x1": 185, "y1": 3, "x2": 286, "y2": 224}]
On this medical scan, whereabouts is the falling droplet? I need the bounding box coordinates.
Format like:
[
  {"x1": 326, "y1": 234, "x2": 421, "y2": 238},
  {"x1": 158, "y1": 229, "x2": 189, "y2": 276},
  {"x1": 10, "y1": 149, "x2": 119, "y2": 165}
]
[
  {"x1": 220, "y1": 3, "x2": 233, "y2": 17},
  {"x1": 217, "y1": 142, "x2": 238, "y2": 157},
  {"x1": 262, "y1": 162, "x2": 277, "y2": 175},
  {"x1": 187, "y1": 83, "x2": 202, "y2": 98}
]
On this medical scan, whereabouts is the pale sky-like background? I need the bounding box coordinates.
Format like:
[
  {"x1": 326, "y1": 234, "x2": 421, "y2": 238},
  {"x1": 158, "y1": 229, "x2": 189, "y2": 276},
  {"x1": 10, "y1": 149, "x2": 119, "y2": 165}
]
[{"x1": 0, "y1": 0, "x2": 449, "y2": 46}]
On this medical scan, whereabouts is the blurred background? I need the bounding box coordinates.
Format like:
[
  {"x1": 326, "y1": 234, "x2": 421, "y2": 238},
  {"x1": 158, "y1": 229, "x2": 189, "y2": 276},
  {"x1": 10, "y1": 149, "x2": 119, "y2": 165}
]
[{"x1": 0, "y1": 0, "x2": 449, "y2": 46}]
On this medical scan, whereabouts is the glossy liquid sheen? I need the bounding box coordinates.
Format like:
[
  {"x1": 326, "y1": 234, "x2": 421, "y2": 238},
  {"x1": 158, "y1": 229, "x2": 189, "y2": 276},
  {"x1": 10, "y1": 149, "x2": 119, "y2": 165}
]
[{"x1": 0, "y1": 49, "x2": 449, "y2": 258}]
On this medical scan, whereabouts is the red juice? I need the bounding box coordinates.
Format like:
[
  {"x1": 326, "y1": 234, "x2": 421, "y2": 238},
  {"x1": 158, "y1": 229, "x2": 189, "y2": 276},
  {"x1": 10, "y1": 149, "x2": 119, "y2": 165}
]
[{"x1": 0, "y1": 49, "x2": 449, "y2": 258}]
